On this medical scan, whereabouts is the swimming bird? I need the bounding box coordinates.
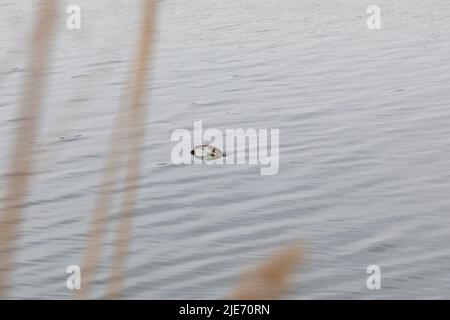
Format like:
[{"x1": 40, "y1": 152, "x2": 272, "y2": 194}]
[{"x1": 191, "y1": 145, "x2": 225, "y2": 161}]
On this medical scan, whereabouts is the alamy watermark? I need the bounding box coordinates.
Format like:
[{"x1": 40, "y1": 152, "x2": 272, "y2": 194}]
[
  {"x1": 171, "y1": 121, "x2": 280, "y2": 175},
  {"x1": 66, "y1": 265, "x2": 81, "y2": 290},
  {"x1": 66, "y1": 5, "x2": 81, "y2": 30},
  {"x1": 14, "y1": 4, "x2": 385, "y2": 32},
  {"x1": 367, "y1": 5, "x2": 381, "y2": 30},
  {"x1": 366, "y1": 265, "x2": 382, "y2": 289}
]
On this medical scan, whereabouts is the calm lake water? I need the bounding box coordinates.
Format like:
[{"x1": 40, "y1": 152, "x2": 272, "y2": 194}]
[{"x1": 1, "y1": 0, "x2": 450, "y2": 299}]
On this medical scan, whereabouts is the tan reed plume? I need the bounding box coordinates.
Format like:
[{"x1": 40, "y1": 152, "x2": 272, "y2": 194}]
[
  {"x1": 76, "y1": 0, "x2": 158, "y2": 299},
  {"x1": 0, "y1": 0, "x2": 59, "y2": 298},
  {"x1": 230, "y1": 242, "x2": 304, "y2": 300}
]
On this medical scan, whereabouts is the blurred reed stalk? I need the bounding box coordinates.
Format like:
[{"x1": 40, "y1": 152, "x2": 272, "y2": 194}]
[
  {"x1": 230, "y1": 243, "x2": 304, "y2": 300},
  {"x1": 0, "y1": 0, "x2": 58, "y2": 298},
  {"x1": 76, "y1": 0, "x2": 158, "y2": 299}
]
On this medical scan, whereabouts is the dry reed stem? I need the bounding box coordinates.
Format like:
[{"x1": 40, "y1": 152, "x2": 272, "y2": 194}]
[
  {"x1": 74, "y1": 119, "x2": 128, "y2": 299},
  {"x1": 0, "y1": 0, "x2": 58, "y2": 298},
  {"x1": 73, "y1": 99, "x2": 136, "y2": 298},
  {"x1": 76, "y1": 0, "x2": 158, "y2": 299},
  {"x1": 105, "y1": 0, "x2": 158, "y2": 299},
  {"x1": 230, "y1": 242, "x2": 304, "y2": 300}
]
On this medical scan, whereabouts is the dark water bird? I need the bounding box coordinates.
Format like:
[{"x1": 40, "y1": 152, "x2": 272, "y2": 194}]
[{"x1": 191, "y1": 144, "x2": 225, "y2": 160}]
